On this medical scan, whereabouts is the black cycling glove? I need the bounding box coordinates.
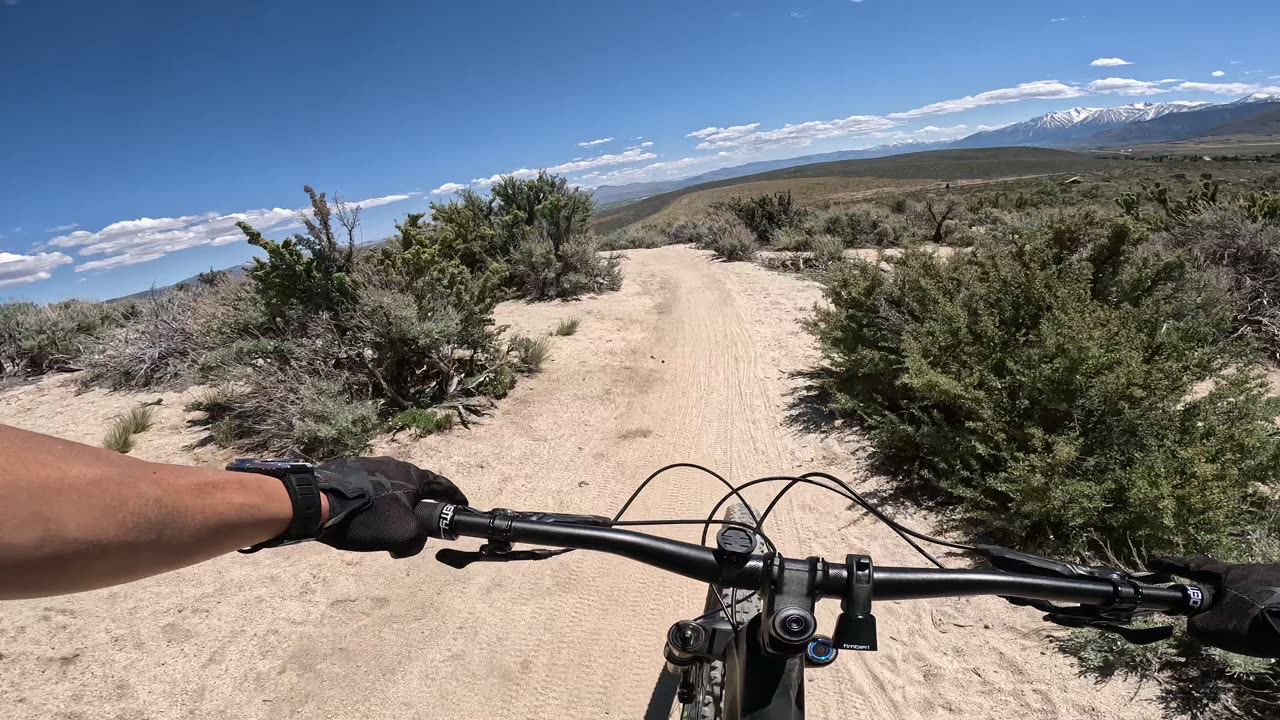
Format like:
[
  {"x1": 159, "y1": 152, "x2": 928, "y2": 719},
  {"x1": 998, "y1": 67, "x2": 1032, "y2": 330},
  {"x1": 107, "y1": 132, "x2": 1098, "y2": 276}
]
[
  {"x1": 1148, "y1": 556, "x2": 1280, "y2": 658},
  {"x1": 314, "y1": 457, "x2": 468, "y2": 558}
]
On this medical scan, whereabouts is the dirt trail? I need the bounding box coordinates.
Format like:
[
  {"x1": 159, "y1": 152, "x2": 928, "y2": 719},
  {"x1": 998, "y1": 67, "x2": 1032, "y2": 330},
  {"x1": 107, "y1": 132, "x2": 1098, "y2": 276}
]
[{"x1": 0, "y1": 246, "x2": 1158, "y2": 719}]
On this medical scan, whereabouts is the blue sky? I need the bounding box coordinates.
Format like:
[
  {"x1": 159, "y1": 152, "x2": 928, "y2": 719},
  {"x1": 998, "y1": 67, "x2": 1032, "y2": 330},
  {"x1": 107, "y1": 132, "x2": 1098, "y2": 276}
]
[{"x1": 2, "y1": 0, "x2": 1277, "y2": 302}]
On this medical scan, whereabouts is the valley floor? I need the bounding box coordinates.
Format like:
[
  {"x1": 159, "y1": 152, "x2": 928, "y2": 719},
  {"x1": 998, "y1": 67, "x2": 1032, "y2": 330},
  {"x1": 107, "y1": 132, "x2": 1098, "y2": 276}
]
[{"x1": 1, "y1": 246, "x2": 1162, "y2": 720}]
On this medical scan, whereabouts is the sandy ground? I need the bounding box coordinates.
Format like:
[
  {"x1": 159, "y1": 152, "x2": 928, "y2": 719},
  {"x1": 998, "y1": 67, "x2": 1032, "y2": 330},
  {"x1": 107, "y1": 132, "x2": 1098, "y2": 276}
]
[{"x1": 0, "y1": 246, "x2": 1162, "y2": 720}]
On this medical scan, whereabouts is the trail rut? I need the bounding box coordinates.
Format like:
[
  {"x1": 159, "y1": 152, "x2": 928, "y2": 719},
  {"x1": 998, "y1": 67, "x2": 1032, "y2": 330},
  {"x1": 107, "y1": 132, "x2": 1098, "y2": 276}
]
[{"x1": 0, "y1": 246, "x2": 1159, "y2": 719}]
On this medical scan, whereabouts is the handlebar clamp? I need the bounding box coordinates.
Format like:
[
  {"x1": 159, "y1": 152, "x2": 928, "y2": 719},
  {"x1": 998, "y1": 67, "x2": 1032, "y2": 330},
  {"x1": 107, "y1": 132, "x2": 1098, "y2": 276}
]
[{"x1": 833, "y1": 555, "x2": 878, "y2": 652}]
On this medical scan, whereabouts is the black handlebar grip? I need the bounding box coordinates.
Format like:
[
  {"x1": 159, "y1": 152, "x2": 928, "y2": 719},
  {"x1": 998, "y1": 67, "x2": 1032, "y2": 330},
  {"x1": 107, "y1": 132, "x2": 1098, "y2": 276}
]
[
  {"x1": 1183, "y1": 583, "x2": 1215, "y2": 616},
  {"x1": 416, "y1": 501, "x2": 453, "y2": 540}
]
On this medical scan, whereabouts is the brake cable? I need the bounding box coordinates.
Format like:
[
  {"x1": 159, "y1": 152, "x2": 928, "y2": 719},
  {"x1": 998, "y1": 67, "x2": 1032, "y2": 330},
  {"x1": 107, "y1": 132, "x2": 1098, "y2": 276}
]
[
  {"x1": 614, "y1": 462, "x2": 763, "y2": 526},
  {"x1": 800, "y1": 472, "x2": 976, "y2": 553},
  {"x1": 697, "y1": 474, "x2": 961, "y2": 569}
]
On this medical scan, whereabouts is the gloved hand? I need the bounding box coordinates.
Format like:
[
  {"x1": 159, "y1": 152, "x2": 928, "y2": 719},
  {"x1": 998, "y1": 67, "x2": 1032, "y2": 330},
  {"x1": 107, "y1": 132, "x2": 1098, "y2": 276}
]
[
  {"x1": 1148, "y1": 556, "x2": 1280, "y2": 658},
  {"x1": 314, "y1": 457, "x2": 468, "y2": 558}
]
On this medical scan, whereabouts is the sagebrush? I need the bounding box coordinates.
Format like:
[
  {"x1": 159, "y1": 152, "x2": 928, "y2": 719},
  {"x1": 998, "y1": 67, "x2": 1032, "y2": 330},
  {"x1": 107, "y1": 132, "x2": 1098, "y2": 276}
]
[
  {"x1": 0, "y1": 300, "x2": 121, "y2": 378},
  {"x1": 808, "y1": 211, "x2": 1280, "y2": 558}
]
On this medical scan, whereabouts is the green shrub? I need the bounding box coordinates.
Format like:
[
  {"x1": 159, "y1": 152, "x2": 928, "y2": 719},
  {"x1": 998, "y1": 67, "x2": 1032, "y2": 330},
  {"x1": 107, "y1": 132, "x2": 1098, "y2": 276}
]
[
  {"x1": 669, "y1": 217, "x2": 710, "y2": 245},
  {"x1": 509, "y1": 334, "x2": 551, "y2": 372},
  {"x1": 476, "y1": 364, "x2": 517, "y2": 399},
  {"x1": 808, "y1": 234, "x2": 846, "y2": 268},
  {"x1": 712, "y1": 191, "x2": 808, "y2": 244},
  {"x1": 1159, "y1": 207, "x2": 1280, "y2": 359},
  {"x1": 185, "y1": 386, "x2": 234, "y2": 417},
  {"x1": 0, "y1": 300, "x2": 120, "y2": 378},
  {"x1": 238, "y1": 186, "x2": 358, "y2": 322},
  {"x1": 811, "y1": 206, "x2": 894, "y2": 247},
  {"x1": 554, "y1": 317, "x2": 581, "y2": 336},
  {"x1": 1063, "y1": 623, "x2": 1278, "y2": 718},
  {"x1": 389, "y1": 407, "x2": 455, "y2": 436},
  {"x1": 889, "y1": 197, "x2": 910, "y2": 214},
  {"x1": 429, "y1": 172, "x2": 625, "y2": 300},
  {"x1": 772, "y1": 227, "x2": 813, "y2": 251},
  {"x1": 599, "y1": 227, "x2": 648, "y2": 251},
  {"x1": 188, "y1": 365, "x2": 381, "y2": 459},
  {"x1": 1238, "y1": 191, "x2": 1280, "y2": 225},
  {"x1": 101, "y1": 405, "x2": 155, "y2": 454},
  {"x1": 600, "y1": 224, "x2": 684, "y2": 250},
  {"x1": 808, "y1": 211, "x2": 1280, "y2": 557},
  {"x1": 176, "y1": 184, "x2": 521, "y2": 459},
  {"x1": 698, "y1": 213, "x2": 758, "y2": 262},
  {"x1": 870, "y1": 224, "x2": 896, "y2": 247},
  {"x1": 508, "y1": 234, "x2": 622, "y2": 300}
]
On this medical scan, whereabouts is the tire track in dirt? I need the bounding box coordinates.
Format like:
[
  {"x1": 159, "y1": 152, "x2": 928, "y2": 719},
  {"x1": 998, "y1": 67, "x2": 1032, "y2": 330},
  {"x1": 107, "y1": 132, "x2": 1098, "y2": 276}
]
[{"x1": 1, "y1": 246, "x2": 1161, "y2": 720}]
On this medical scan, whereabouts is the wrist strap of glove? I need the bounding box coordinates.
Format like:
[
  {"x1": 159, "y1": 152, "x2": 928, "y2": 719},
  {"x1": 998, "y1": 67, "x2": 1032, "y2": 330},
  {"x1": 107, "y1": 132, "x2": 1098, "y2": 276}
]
[{"x1": 226, "y1": 459, "x2": 324, "y2": 553}]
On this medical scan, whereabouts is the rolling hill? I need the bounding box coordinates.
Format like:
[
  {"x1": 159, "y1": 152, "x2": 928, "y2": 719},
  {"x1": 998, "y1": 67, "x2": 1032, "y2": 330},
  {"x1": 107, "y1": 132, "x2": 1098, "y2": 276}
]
[
  {"x1": 593, "y1": 147, "x2": 1110, "y2": 233},
  {"x1": 590, "y1": 140, "x2": 952, "y2": 207},
  {"x1": 591, "y1": 96, "x2": 1279, "y2": 210},
  {"x1": 1194, "y1": 103, "x2": 1280, "y2": 139}
]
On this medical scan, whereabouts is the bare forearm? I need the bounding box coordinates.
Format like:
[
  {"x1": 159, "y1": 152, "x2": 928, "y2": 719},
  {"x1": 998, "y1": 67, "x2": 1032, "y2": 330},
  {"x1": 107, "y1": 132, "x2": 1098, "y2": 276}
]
[{"x1": 0, "y1": 424, "x2": 319, "y2": 599}]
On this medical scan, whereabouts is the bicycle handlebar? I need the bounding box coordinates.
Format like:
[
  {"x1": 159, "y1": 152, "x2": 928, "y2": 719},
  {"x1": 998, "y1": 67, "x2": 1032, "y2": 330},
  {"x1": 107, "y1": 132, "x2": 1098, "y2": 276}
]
[{"x1": 417, "y1": 502, "x2": 1206, "y2": 615}]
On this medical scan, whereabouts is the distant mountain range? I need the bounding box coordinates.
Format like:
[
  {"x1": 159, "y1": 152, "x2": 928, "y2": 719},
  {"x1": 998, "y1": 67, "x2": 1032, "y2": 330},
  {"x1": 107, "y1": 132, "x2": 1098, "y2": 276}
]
[
  {"x1": 592, "y1": 94, "x2": 1280, "y2": 206},
  {"x1": 1082, "y1": 95, "x2": 1280, "y2": 146},
  {"x1": 949, "y1": 100, "x2": 1209, "y2": 148}
]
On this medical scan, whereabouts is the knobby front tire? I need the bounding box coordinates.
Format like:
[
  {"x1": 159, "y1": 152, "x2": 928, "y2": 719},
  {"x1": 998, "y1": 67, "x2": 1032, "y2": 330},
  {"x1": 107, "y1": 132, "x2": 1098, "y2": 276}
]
[{"x1": 680, "y1": 503, "x2": 763, "y2": 720}]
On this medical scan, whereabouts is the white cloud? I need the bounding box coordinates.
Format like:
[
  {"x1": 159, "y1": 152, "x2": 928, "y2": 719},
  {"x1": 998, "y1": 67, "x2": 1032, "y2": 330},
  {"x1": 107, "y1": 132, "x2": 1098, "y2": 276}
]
[
  {"x1": 689, "y1": 115, "x2": 896, "y2": 153},
  {"x1": 44, "y1": 223, "x2": 79, "y2": 233},
  {"x1": 976, "y1": 123, "x2": 1013, "y2": 132},
  {"x1": 1091, "y1": 58, "x2": 1133, "y2": 67},
  {"x1": 624, "y1": 141, "x2": 655, "y2": 150},
  {"x1": 470, "y1": 148, "x2": 658, "y2": 187},
  {"x1": 586, "y1": 155, "x2": 725, "y2": 187},
  {"x1": 1050, "y1": 17, "x2": 1068, "y2": 22},
  {"x1": 577, "y1": 137, "x2": 614, "y2": 147},
  {"x1": 688, "y1": 124, "x2": 760, "y2": 141},
  {"x1": 46, "y1": 208, "x2": 293, "y2": 273},
  {"x1": 352, "y1": 193, "x2": 412, "y2": 209},
  {"x1": 471, "y1": 169, "x2": 539, "y2": 186},
  {"x1": 1087, "y1": 77, "x2": 1177, "y2": 96},
  {"x1": 41, "y1": 189, "x2": 418, "y2": 273},
  {"x1": 67, "y1": 208, "x2": 298, "y2": 272},
  {"x1": 790, "y1": 11, "x2": 807, "y2": 18},
  {"x1": 430, "y1": 182, "x2": 468, "y2": 196},
  {"x1": 888, "y1": 80, "x2": 1088, "y2": 119},
  {"x1": 0, "y1": 251, "x2": 73, "y2": 287},
  {"x1": 912, "y1": 124, "x2": 968, "y2": 137},
  {"x1": 1174, "y1": 81, "x2": 1280, "y2": 95},
  {"x1": 1211, "y1": 70, "x2": 1226, "y2": 77}
]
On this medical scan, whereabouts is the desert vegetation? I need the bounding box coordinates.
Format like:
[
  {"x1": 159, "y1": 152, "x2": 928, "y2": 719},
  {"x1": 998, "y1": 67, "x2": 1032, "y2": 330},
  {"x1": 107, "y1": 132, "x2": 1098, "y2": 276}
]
[
  {"x1": 101, "y1": 404, "x2": 156, "y2": 454},
  {"x1": 595, "y1": 165, "x2": 1280, "y2": 717},
  {"x1": 799, "y1": 176, "x2": 1280, "y2": 718},
  {"x1": 554, "y1": 317, "x2": 581, "y2": 337},
  {"x1": 7, "y1": 156, "x2": 1280, "y2": 716},
  {"x1": 1, "y1": 173, "x2": 621, "y2": 459}
]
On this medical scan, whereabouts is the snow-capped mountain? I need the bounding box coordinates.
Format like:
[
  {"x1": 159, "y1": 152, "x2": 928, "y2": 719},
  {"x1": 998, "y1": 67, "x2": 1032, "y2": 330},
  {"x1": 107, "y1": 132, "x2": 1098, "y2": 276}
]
[
  {"x1": 950, "y1": 101, "x2": 1208, "y2": 148},
  {"x1": 1082, "y1": 95, "x2": 1280, "y2": 147},
  {"x1": 1232, "y1": 93, "x2": 1279, "y2": 105}
]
